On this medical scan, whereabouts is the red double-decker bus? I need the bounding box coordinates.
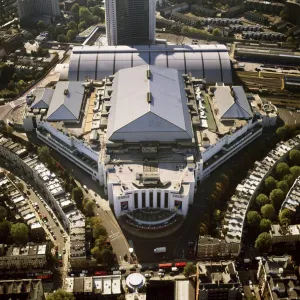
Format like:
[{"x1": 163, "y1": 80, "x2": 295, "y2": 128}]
[
  {"x1": 158, "y1": 263, "x2": 172, "y2": 269},
  {"x1": 175, "y1": 262, "x2": 187, "y2": 268}
]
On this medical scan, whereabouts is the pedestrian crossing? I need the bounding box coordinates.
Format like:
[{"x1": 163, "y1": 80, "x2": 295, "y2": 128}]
[{"x1": 109, "y1": 232, "x2": 121, "y2": 242}]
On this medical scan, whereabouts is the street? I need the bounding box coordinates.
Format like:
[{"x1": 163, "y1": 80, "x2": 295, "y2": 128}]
[{"x1": 277, "y1": 108, "x2": 300, "y2": 125}]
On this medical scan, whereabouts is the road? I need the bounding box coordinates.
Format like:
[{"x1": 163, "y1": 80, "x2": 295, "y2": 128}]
[
  {"x1": 277, "y1": 107, "x2": 300, "y2": 125},
  {"x1": 49, "y1": 150, "x2": 131, "y2": 266}
]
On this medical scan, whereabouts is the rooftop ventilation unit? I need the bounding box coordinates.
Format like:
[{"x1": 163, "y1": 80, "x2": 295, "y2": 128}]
[{"x1": 147, "y1": 92, "x2": 152, "y2": 103}]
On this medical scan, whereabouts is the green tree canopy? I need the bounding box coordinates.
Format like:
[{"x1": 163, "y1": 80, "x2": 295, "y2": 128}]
[
  {"x1": 290, "y1": 166, "x2": 300, "y2": 179},
  {"x1": 68, "y1": 21, "x2": 78, "y2": 30},
  {"x1": 212, "y1": 28, "x2": 221, "y2": 36},
  {"x1": 255, "y1": 232, "x2": 272, "y2": 253},
  {"x1": 213, "y1": 209, "x2": 221, "y2": 221},
  {"x1": 78, "y1": 20, "x2": 87, "y2": 31},
  {"x1": 37, "y1": 20, "x2": 46, "y2": 30},
  {"x1": 70, "y1": 3, "x2": 80, "y2": 14},
  {"x1": 38, "y1": 146, "x2": 51, "y2": 164},
  {"x1": 183, "y1": 262, "x2": 196, "y2": 277},
  {"x1": 256, "y1": 194, "x2": 269, "y2": 208},
  {"x1": 101, "y1": 249, "x2": 114, "y2": 266},
  {"x1": 247, "y1": 211, "x2": 261, "y2": 227},
  {"x1": 93, "y1": 223, "x2": 107, "y2": 239},
  {"x1": 8, "y1": 80, "x2": 15, "y2": 90},
  {"x1": 91, "y1": 246, "x2": 102, "y2": 262},
  {"x1": 270, "y1": 189, "x2": 285, "y2": 210},
  {"x1": 283, "y1": 174, "x2": 294, "y2": 187},
  {"x1": 0, "y1": 207, "x2": 7, "y2": 221},
  {"x1": 87, "y1": 0, "x2": 97, "y2": 7},
  {"x1": 91, "y1": 6, "x2": 104, "y2": 19},
  {"x1": 79, "y1": 7, "x2": 92, "y2": 20},
  {"x1": 83, "y1": 200, "x2": 95, "y2": 216},
  {"x1": 289, "y1": 149, "x2": 300, "y2": 165},
  {"x1": 265, "y1": 176, "x2": 277, "y2": 192},
  {"x1": 276, "y1": 180, "x2": 289, "y2": 195},
  {"x1": 57, "y1": 34, "x2": 68, "y2": 43},
  {"x1": 67, "y1": 29, "x2": 77, "y2": 41},
  {"x1": 47, "y1": 289, "x2": 75, "y2": 300},
  {"x1": 72, "y1": 187, "x2": 84, "y2": 208},
  {"x1": 260, "y1": 218, "x2": 272, "y2": 233},
  {"x1": 261, "y1": 204, "x2": 276, "y2": 220},
  {"x1": 0, "y1": 220, "x2": 11, "y2": 243},
  {"x1": 10, "y1": 223, "x2": 29, "y2": 244},
  {"x1": 276, "y1": 162, "x2": 290, "y2": 179},
  {"x1": 16, "y1": 182, "x2": 24, "y2": 192},
  {"x1": 279, "y1": 208, "x2": 294, "y2": 225}
]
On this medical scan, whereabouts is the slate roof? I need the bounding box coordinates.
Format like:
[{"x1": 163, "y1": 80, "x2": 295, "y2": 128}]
[
  {"x1": 46, "y1": 82, "x2": 84, "y2": 122},
  {"x1": 214, "y1": 86, "x2": 253, "y2": 120},
  {"x1": 106, "y1": 65, "x2": 194, "y2": 142},
  {"x1": 30, "y1": 88, "x2": 54, "y2": 109}
]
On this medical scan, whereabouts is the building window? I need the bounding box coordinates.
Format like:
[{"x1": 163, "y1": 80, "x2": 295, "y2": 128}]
[
  {"x1": 142, "y1": 192, "x2": 146, "y2": 208},
  {"x1": 157, "y1": 192, "x2": 161, "y2": 208},
  {"x1": 149, "y1": 192, "x2": 153, "y2": 208},
  {"x1": 134, "y1": 193, "x2": 138, "y2": 209},
  {"x1": 164, "y1": 193, "x2": 169, "y2": 208}
]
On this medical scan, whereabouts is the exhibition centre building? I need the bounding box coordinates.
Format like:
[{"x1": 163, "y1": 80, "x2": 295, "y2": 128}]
[
  {"x1": 23, "y1": 45, "x2": 277, "y2": 232},
  {"x1": 68, "y1": 44, "x2": 232, "y2": 84}
]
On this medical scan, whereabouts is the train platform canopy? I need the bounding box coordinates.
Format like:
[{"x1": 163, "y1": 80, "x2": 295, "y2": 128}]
[
  {"x1": 68, "y1": 44, "x2": 232, "y2": 84},
  {"x1": 106, "y1": 65, "x2": 194, "y2": 143}
]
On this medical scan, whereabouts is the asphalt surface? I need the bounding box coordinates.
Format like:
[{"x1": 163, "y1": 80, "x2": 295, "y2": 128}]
[
  {"x1": 277, "y1": 108, "x2": 300, "y2": 125},
  {"x1": 48, "y1": 150, "x2": 131, "y2": 266}
]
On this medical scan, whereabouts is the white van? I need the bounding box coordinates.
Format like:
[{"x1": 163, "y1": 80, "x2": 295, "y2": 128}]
[
  {"x1": 171, "y1": 267, "x2": 178, "y2": 272},
  {"x1": 154, "y1": 247, "x2": 166, "y2": 254}
]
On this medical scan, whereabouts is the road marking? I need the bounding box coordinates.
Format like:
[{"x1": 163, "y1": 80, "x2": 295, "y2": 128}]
[{"x1": 109, "y1": 232, "x2": 121, "y2": 242}]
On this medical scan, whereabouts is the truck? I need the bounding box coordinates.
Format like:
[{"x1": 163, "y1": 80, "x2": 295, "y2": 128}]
[{"x1": 154, "y1": 247, "x2": 166, "y2": 254}]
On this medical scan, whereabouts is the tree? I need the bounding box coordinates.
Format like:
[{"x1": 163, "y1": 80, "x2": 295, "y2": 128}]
[
  {"x1": 10, "y1": 223, "x2": 29, "y2": 244},
  {"x1": 270, "y1": 189, "x2": 285, "y2": 210},
  {"x1": 256, "y1": 194, "x2": 269, "y2": 208},
  {"x1": 16, "y1": 182, "x2": 24, "y2": 192},
  {"x1": 289, "y1": 150, "x2": 300, "y2": 165},
  {"x1": 260, "y1": 219, "x2": 272, "y2": 233},
  {"x1": 57, "y1": 34, "x2": 67, "y2": 43},
  {"x1": 37, "y1": 21, "x2": 46, "y2": 30},
  {"x1": 78, "y1": 21, "x2": 87, "y2": 31},
  {"x1": 276, "y1": 126, "x2": 291, "y2": 141},
  {"x1": 255, "y1": 232, "x2": 272, "y2": 253},
  {"x1": 67, "y1": 29, "x2": 77, "y2": 41},
  {"x1": 183, "y1": 262, "x2": 196, "y2": 277},
  {"x1": 87, "y1": 0, "x2": 97, "y2": 7},
  {"x1": 276, "y1": 180, "x2": 289, "y2": 194},
  {"x1": 93, "y1": 223, "x2": 107, "y2": 239},
  {"x1": 7, "y1": 80, "x2": 15, "y2": 90},
  {"x1": 279, "y1": 208, "x2": 294, "y2": 225},
  {"x1": 47, "y1": 289, "x2": 75, "y2": 300},
  {"x1": 79, "y1": 7, "x2": 92, "y2": 20},
  {"x1": 0, "y1": 207, "x2": 7, "y2": 221},
  {"x1": 212, "y1": 28, "x2": 221, "y2": 36},
  {"x1": 91, "y1": 246, "x2": 102, "y2": 262},
  {"x1": 91, "y1": 6, "x2": 104, "y2": 19},
  {"x1": 213, "y1": 209, "x2": 221, "y2": 222},
  {"x1": 72, "y1": 187, "x2": 84, "y2": 208},
  {"x1": 247, "y1": 211, "x2": 261, "y2": 227},
  {"x1": 265, "y1": 176, "x2": 277, "y2": 192},
  {"x1": 276, "y1": 162, "x2": 290, "y2": 179},
  {"x1": 101, "y1": 249, "x2": 114, "y2": 266},
  {"x1": 83, "y1": 200, "x2": 95, "y2": 216},
  {"x1": 70, "y1": 3, "x2": 80, "y2": 14},
  {"x1": 283, "y1": 174, "x2": 294, "y2": 187},
  {"x1": 290, "y1": 166, "x2": 300, "y2": 179},
  {"x1": 0, "y1": 220, "x2": 11, "y2": 242},
  {"x1": 38, "y1": 146, "x2": 51, "y2": 164},
  {"x1": 261, "y1": 204, "x2": 275, "y2": 220},
  {"x1": 68, "y1": 21, "x2": 77, "y2": 30}
]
